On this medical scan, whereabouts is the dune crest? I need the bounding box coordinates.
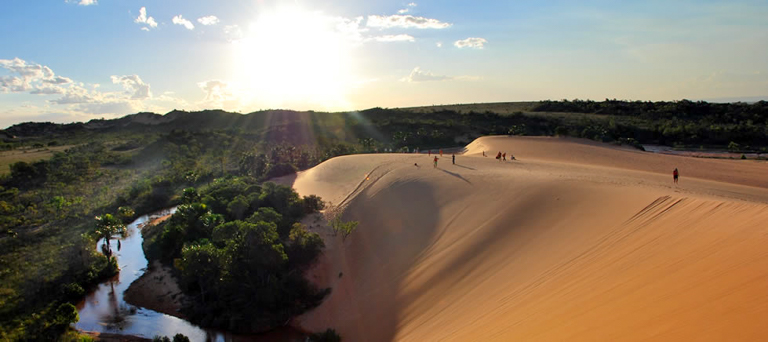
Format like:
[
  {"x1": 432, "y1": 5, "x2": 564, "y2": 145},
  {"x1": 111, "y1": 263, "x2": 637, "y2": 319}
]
[{"x1": 291, "y1": 137, "x2": 768, "y2": 341}]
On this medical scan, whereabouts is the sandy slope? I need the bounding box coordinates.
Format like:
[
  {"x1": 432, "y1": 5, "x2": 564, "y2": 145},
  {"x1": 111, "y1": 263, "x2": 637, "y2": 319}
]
[{"x1": 290, "y1": 136, "x2": 768, "y2": 341}]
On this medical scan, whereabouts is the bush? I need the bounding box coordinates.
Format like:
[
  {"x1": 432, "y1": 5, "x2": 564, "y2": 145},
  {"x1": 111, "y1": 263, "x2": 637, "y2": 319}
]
[
  {"x1": 310, "y1": 328, "x2": 342, "y2": 342},
  {"x1": 54, "y1": 302, "x2": 79, "y2": 326},
  {"x1": 302, "y1": 195, "x2": 325, "y2": 214},
  {"x1": 264, "y1": 162, "x2": 298, "y2": 179},
  {"x1": 173, "y1": 333, "x2": 191, "y2": 342},
  {"x1": 60, "y1": 283, "x2": 84, "y2": 301}
]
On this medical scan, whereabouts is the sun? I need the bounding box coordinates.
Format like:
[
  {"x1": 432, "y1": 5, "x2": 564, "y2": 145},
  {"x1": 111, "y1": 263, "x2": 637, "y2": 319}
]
[{"x1": 233, "y1": 6, "x2": 354, "y2": 110}]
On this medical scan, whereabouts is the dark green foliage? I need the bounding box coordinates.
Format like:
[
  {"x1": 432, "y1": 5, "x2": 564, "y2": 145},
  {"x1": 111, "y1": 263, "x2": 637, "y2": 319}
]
[
  {"x1": 247, "y1": 207, "x2": 283, "y2": 226},
  {"x1": 302, "y1": 195, "x2": 325, "y2": 215},
  {"x1": 310, "y1": 328, "x2": 342, "y2": 342},
  {"x1": 531, "y1": 99, "x2": 768, "y2": 147},
  {"x1": 182, "y1": 187, "x2": 201, "y2": 204},
  {"x1": 60, "y1": 283, "x2": 84, "y2": 301},
  {"x1": 144, "y1": 177, "x2": 328, "y2": 333},
  {"x1": 264, "y1": 162, "x2": 298, "y2": 179},
  {"x1": 54, "y1": 303, "x2": 79, "y2": 326},
  {"x1": 173, "y1": 334, "x2": 191, "y2": 342},
  {"x1": 152, "y1": 334, "x2": 189, "y2": 342},
  {"x1": 227, "y1": 195, "x2": 249, "y2": 220},
  {"x1": 287, "y1": 223, "x2": 325, "y2": 267}
]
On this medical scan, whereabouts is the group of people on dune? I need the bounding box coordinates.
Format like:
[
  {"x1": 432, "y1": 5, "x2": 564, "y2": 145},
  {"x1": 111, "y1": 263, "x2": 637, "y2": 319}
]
[{"x1": 423, "y1": 150, "x2": 682, "y2": 186}]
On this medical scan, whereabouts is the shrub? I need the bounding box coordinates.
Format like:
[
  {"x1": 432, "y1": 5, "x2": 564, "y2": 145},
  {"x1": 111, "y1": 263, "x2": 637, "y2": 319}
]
[
  {"x1": 302, "y1": 195, "x2": 325, "y2": 214},
  {"x1": 60, "y1": 283, "x2": 84, "y2": 301},
  {"x1": 264, "y1": 162, "x2": 298, "y2": 179},
  {"x1": 54, "y1": 303, "x2": 79, "y2": 326},
  {"x1": 310, "y1": 328, "x2": 342, "y2": 342}
]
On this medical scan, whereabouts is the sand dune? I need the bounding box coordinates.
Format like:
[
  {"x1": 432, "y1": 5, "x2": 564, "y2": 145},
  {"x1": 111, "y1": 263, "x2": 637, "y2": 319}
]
[{"x1": 290, "y1": 136, "x2": 768, "y2": 341}]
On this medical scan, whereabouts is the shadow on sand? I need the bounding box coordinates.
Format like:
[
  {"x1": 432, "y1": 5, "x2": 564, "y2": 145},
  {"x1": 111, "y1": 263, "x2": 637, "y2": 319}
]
[
  {"x1": 453, "y1": 164, "x2": 476, "y2": 171},
  {"x1": 440, "y1": 169, "x2": 472, "y2": 184}
]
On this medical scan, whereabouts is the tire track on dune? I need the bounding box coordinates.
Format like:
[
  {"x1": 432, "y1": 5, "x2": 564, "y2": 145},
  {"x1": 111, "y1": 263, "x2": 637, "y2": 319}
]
[{"x1": 333, "y1": 162, "x2": 400, "y2": 212}]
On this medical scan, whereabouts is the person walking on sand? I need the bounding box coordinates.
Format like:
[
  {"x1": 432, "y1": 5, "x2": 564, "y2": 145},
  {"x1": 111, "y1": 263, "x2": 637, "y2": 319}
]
[
  {"x1": 496, "y1": 151, "x2": 502, "y2": 161},
  {"x1": 673, "y1": 168, "x2": 679, "y2": 184},
  {"x1": 434, "y1": 156, "x2": 439, "y2": 168},
  {"x1": 502, "y1": 152, "x2": 506, "y2": 161},
  {"x1": 440, "y1": 149, "x2": 443, "y2": 157},
  {"x1": 483, "y1": 151, "x2": 486, "y2": 157},
  {"x1": 452, "y1": 154, "x2": 455, "y2": 165},
  {"x1": 428, "y1": 150, "x2": 431, "y2": 156}
]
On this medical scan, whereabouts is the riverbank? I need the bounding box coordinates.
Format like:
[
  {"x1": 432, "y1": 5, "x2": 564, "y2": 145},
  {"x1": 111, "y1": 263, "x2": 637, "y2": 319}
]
[
  {"x1": 123, "y1": 260, "x2": 187, "y2": 320},
  {"x1": 80, "y1": 331, "x2": 152, "y2": 342},
  {"x1": 122, "y1": 214, "x2": 188, "y2": 320}
]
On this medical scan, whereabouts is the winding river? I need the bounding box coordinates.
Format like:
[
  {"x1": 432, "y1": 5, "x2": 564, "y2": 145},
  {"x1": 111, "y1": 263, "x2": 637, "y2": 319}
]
[{"x1": 75, "y1": 208, "x2": 305, "y2": 342}]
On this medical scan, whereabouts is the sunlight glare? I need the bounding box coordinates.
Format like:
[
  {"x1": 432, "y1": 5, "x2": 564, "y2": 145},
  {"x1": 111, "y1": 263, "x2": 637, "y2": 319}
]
[{"x1": 233, "y1": 6, "x2": 353, "y2": 110}]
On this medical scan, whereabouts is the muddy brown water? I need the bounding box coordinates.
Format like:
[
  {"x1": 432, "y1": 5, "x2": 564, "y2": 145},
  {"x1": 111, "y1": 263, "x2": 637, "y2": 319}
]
[{"x1": 75, "y1": 208, "x2": 307, "y2": 342}]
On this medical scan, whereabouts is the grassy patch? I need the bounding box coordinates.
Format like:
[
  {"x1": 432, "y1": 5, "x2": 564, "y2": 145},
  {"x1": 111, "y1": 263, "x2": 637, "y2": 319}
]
[{"x1": 0, "y1": 145, "x2": 73, "y2": 175}]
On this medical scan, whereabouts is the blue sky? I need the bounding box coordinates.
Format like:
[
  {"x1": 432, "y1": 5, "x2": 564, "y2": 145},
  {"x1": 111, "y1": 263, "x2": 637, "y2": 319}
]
[{"x1": 1, "y1": 0, "x2": 767, "y2": 128}]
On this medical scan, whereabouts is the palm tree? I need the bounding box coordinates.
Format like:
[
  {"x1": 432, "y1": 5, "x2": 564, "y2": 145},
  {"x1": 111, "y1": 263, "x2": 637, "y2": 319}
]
[{"x1": 95, "y1": 213, "x2": 126, "y2": 257}]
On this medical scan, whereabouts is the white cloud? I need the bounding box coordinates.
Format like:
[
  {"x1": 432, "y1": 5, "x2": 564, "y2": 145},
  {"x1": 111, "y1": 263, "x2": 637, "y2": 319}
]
[
  {"x1": 0, "y1": 58, "x2": 72, "y2": 93},
  {"x1": 0, "y1": 76, "x2": 27, "y2": 93},
  {"x1": 197, "y1": 80, "x2": 232, "y2": 103},
  {"x1": 436, "y1": 42, "x2": 443, "y2": 47},
  {"x1": 173, "y1": 15, "x2": 195, "y2": 30},
  {"x1": 401, "y1": 67, "x2": 452, "y2": 82},
  {"x1": 44, "y1": 76, "x2": 73, "y2": 85},
  {"x1": 31, "y1": 86, "x2": 65, "y2": 95},
  {"x1": 197, "y1": 15, "x2": 220, "y2": 26},
  {"x1": 135, "y1": 7, "x2": 158, "y2": 29},
  {"x1": 398, "y1": 3, "x2": 418, "y2": 14},
  {"x1": 371, "y1": 34, "x2": 415, "y2": 42},
  {"x1": 66, "y1": 0, "x2": 97, "y2": 6},
  {"x1": 367, "y1": 14, "x2": 451, "y2": 29},
  {"x1": 110, "y1": 75, "x2": 152, "y2": 99},
  {"x1": 49, "y1": 84, "x2": 94, "y2": 104},
  {"x1": 454, "y1": 37, "x2": 487, "y2": 49}
]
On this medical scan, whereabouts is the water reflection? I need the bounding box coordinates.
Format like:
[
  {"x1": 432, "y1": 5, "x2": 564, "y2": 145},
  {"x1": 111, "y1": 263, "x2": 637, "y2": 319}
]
[
  {"x1": 76, "y1": 208, "x2": 228, "y2": 341},
  {"x1": 76, "y1": 208, "x2": 308, "y2": 342}
]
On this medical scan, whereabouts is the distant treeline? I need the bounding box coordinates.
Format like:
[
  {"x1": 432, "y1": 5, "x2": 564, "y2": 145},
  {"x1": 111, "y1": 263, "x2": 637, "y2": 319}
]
[{"x1": 528, "y1": 99, "x2": 768, "y2": 147}]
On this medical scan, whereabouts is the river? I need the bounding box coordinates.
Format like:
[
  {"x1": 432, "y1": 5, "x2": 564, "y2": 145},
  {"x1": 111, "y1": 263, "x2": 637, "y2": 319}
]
[{"x1": 75, "y1": 208, "x2": 307, "y2": 342}]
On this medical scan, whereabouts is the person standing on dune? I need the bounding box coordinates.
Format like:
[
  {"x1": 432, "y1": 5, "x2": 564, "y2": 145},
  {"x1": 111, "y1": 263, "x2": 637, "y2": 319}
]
[
  {"x1": 673, "y1": 168, "x2": 679, "y2": 184},
  {"x1": 452, "y1": 154, "x2": 455, "y2": 164},
  {"x1": 502, "y1": 152, "x2": 506, "y2": 161},
  {"x1": 434, "y1": 156, "x2": 439, "y2": 168}
]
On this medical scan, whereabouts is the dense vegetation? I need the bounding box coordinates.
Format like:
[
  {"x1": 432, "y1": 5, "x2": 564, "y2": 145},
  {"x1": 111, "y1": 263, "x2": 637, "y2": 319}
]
[
  {"x1": 1, "y1": 99, "x2": 765, "y2": 340},
  {"x1": 143, "y1": 180, "x2": 327, "y2": 332},
  {"x1": 530, "y1": 99, "x2": 768, "y2": 148}
]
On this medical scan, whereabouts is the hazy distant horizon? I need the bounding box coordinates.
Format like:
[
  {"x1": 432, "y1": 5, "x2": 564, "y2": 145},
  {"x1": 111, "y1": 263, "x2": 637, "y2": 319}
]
[
  {"x1": 3, "y1": 96, "x2": 766, "y2": 130},
  {"x1": 2, "y1": 1, "x2": 767, "y2": 129}
]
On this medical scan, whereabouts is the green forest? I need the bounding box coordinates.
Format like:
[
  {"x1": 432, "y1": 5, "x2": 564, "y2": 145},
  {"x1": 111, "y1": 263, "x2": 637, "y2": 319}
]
[{"x1": 1, "y1": 99, "x2": 766, "y2": 340}]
